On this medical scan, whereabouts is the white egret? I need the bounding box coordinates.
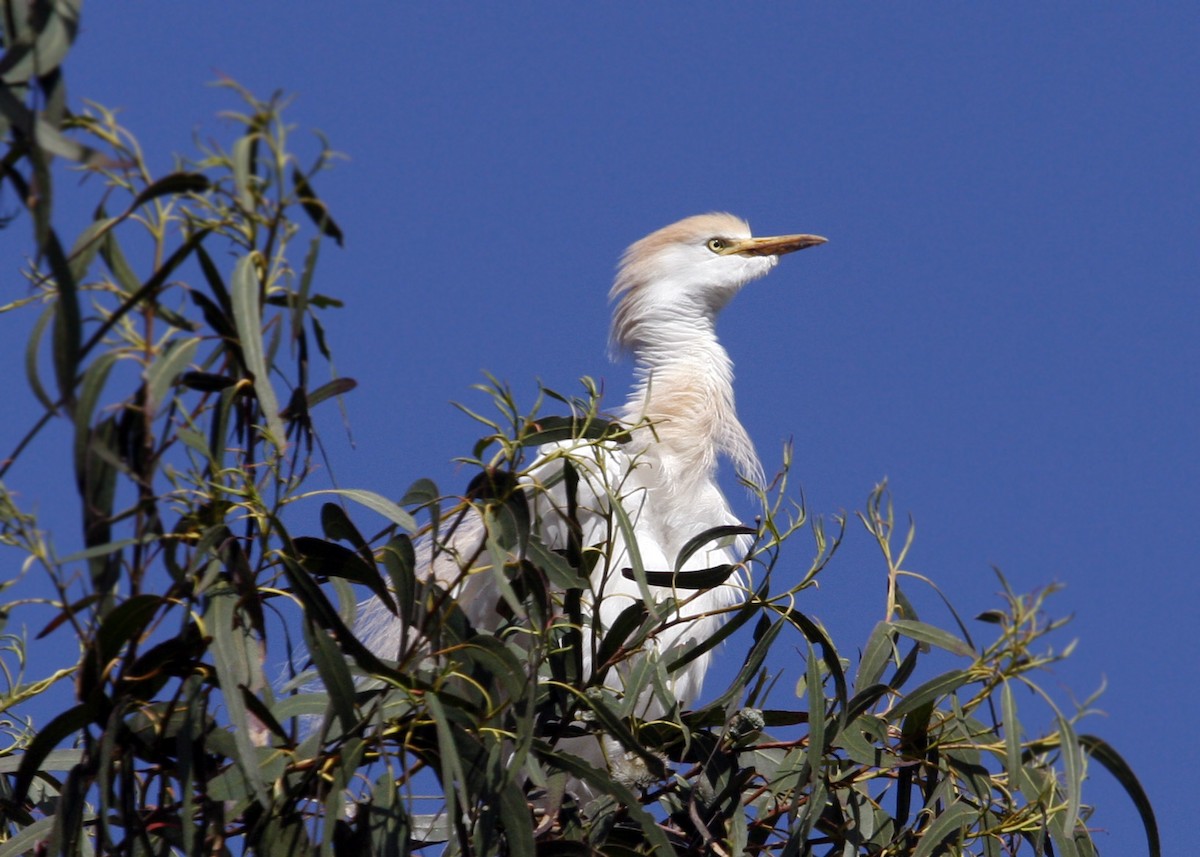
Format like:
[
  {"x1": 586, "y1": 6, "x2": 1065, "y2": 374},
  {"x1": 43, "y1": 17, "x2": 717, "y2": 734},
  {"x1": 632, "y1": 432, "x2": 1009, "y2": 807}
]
[{"x1": 356, "y1": 212, "x2": 825, "y2": 770}]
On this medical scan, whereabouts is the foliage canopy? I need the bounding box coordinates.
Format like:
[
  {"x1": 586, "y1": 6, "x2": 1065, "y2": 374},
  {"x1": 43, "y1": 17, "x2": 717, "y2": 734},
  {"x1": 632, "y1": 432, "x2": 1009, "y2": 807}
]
[{"x1": 0, "y1": 5, "x2": 1157, "y2": 856}]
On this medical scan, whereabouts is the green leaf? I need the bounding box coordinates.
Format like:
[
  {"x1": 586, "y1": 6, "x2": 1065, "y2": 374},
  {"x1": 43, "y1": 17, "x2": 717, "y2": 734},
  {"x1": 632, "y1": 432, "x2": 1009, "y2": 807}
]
[
  {"x1": 232, "y1": 134, "x2": 256, "y2": 211},
  {"x1": 674, "y1": 523, "x2": 756, "y2": 571},
  {"x1": 301, "y1": 488, "x2": 416, "y2": 532},
  {"x1": 95, "y1": 594, "x2": 162, "y2": 668},
  {"x1": 855, "y1": 621, "x2": 897, "y2": 693},
  {"x1": 302, "y1": 612, "x2": 358, "y2": 736},
  {"x1": 400, "y1": 477, "x2": 440, "y2": 507},
  {"x1": 305, "y1": 377, "x2": 357, "y2": 409},
  {"x1": 379, "y1": 534, "x2": 416, "y2": 623},
  {"x1": 671, "y1": 577, "x2": 767, "y2": 676},
  {"x1": 208, "y1": 587, "x2": 268, "y2": 806},
  {"x1": 496, "y1": 774, "x2": 536, "y2": 857},
  {"x1": 518, "y1": 414, "x2": 625, "y2": 447},
  {"x1": 11, "y1": 703, "x2": 95, "y2": 803},
  {"x1": 0, "y1": 0, "x2": 78, "y2": 83},
  {"x1": 573, "y1": 690, "x2": 665, "y2": 777},
  {"x1": 68, "y1": 215, "x2": 116, "y2": 285},
  {"x1": 130, "y1": 171, "x2": 211, "y2": 209},
  {"x1": 787, "y1": 609, "x2": 849, "y2": 724},
  {"x1": 890, "y1": 669, "x2": 972, "y2": 720},
  {"x1": 620, "y1": 562, "x2": 738, "y2": 590},
  {"x1": 805, "y1": 639, "x2": 826, "y2": 764},
  {"x1": 99, "y1": 225, "x2": 140, "y2": 295},
  {"x1": 179, "y1": 371, "x2": 237, "y2": 392},
  {"x1": 911, "y1": 799, "x2": 973, "y2": 857},
  {"x1": 279, "y1": 556, "x2": 406, "y2": 684},
  {"x1": 295, "y1": 536, "x2": 394, "y2": 614},
  {"x1": 0, "y1": 749, "x2": 82, "y2": 774},
  {"x1": 0, "y1": 815, "x2": 61, "y2": 857},
  {"x1": 1078, "y1": 734, "x2": 1161, "y2": 857},
  {"x1": 45, "y1": 230, "x2": 81, "y2": 407},
  {"x1": 1001, "y1": 681, "x2": 1036, "y2": 798},
  {"x1": 891, "y1": 619, "x2": 975, "y2": 658},
  {"x1": 24, "y1": 302, "x2": 58, "y2": 412},
  {"x1": 145, "y1": 335, "x2": 200, "y2": 416},
  {"x1": 695, "y1": 615, "x2": 782, "y2": 715},
  {"x1": 230, "y1": 252, "x2": 286, "y2": 449},
  {"x1": 595, "y1": 601, "x2": 650, "y2": 673},
  {"x1": 292, "y1": 167, "x2": 344, "y2": 246},
  {"x1": 72, "y1": 351, "x2": 119, "y2": 485},
  {"x1": 1056, "y1": 714, "x2": 1084, "y2": 837}
]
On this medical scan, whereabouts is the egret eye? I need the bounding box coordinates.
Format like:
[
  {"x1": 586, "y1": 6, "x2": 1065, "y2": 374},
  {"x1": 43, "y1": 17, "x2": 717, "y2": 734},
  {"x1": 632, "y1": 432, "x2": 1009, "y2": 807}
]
[{"x1": 706, "y1": 237, "x2": 726, "y2": 253}]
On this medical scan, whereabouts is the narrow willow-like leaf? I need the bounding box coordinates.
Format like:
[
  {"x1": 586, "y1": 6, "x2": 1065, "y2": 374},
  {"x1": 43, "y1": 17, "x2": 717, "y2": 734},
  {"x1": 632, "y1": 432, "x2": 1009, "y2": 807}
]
[
  {"x1": 836, "y1": 714, "x2": 897, "y2": 768},
  {"x1": 1057, "y1": 713, "x2": 1085, "y2": 837},
  {"x1": 518, "y1": 414, "x2": 624, "y2": 447},
  {"x1": 303, "y1": 615, "x2": 357, "y2": 737},
  {"x1": 78, "y1": 227, "x2": 212, "y2": 363},
  {"x1": 0, "y1": 748, "x2": 81, "y2": 774},
  {"x1": 145, "y1": 335, "x2": 199, "y2": 416},
  {"x1": 130, "y1": 171, "x2": 210, "y2": 209},
  {"x1": 699, "y1": 615, "x2": 782, "y2": 715},
  {"x1": 99, "y1": 226, "x2": 139, "y2": 294},
  {"x1": 292, "y1": 166, "x2": 344, "y2": 246},
  {"x1": 805, "y1": 639, "x2": 826, "y2": 768},
  {"x1": 496, "y1": 775, "x2": 536, "y2": 857},
  {"x1": 890, "y1": 669, "x2": 972, "y2": 720},
  {"x1": 1047, "y1": 815, "x2": 1083, "y2": 857},
  {"x1": 595, "y1": 601, "x2": 649, "y2": 672},
  {"x1": 891, "y1": 618, "x2": 975, "y2": 657},
  {"x1": 911, "y1": 799, "x2": 973, "y2": 857},
  {"x1": 209, "y1": 587, "x2": 268, "y2": 806},
  {"x1": 35, "y1": 113, "x2": 106, "y2": 165},
  {"x1": 0, "y1": 814, "x2": 61, "y2": 857},
  {"x1": 621, "y1": 562, "x2": 737, "y2": 590},
  {"x1": 23, "y1": 302, "x2": 57, "y2": 412},
  {"x1": 423, "y1": 693, "x2": 465, "y2": 838},
  {"x1": 295, "y1": 536, "x2": 394, "y2": 613},
  {"x1": 667, "y1": 577, "x2": 768, "y2": 674},
  {"x1": 855, "y1": 621, "x2": 896, "y2": 693},
  {"x1": 320, "y1": 499, "x2": 374, "y2": 558},
  {"x1": 1078, "y1": 734, "x2": 1161, "y2": 857},
  {"x1": 674, "y1": 523, "x2": 756, "y2": 571},
  {"x1": 1001, "y1": 681, "x2": 1034, "y2": 798},
  {"x1": 67, "y1": 215, "x2": 115, "y2": 285},
  {"x1": 46, "y1": 230, "x2": 81, "y2": 407},
  {"x1": 232, "y1": 134, "x2": 256, "y2": 211},
  {"x1": 231, "y1": 252, "x2": 286, "y2": 449},
  {"x1": 279, "y1": 555, "x2": 407, "y2": 684},
  {"x1": 574, "y1": 690, "x2": 665, "y2": 776},
  {"x1": 95, "y1": 594, "x2": 162, "y2": 670},
  {"x1": 72, "y1": 351, "x2": 119, "y2": 485},
  {"x1": 784, "y1": 609, "x2": 849, "y2": 732},
  {"x1": 10, "y1": 703, "x2": 95, "y2": 803},
  {"x1": 459, "y1": 635, "x2": 527, "y2": 703},
  {"x1": 305, "y1": 377, "x2": 356, "y2": 409},
  {"x1": 524, "y1": 536, "x2": 581, "y2": 589},
  {"x1": 301, "y1": 488, "x2": 416, "y2": 532},
  {"x1": 604, "y1": 477, "x2": 655, "y2": 610}
]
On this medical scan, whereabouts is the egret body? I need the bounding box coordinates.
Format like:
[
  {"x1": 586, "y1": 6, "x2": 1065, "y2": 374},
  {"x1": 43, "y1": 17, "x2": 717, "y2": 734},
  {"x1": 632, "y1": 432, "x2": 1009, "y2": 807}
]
[{"x1": 357, "y1": 212, "x2": 825, "y2": 749}]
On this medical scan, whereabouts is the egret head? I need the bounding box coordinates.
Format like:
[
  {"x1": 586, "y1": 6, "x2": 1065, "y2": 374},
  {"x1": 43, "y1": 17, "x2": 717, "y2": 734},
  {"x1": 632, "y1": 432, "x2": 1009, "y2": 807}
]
[{"x1": 609, "y1": 213, "x2": 826, "y2": 357}]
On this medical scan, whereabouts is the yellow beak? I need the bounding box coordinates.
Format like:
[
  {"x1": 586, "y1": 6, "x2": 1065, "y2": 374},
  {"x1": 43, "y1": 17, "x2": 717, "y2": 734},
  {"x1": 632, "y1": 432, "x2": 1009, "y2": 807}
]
[{"x1": 724, "y1": 233, "x2": 827, "y2": 257}]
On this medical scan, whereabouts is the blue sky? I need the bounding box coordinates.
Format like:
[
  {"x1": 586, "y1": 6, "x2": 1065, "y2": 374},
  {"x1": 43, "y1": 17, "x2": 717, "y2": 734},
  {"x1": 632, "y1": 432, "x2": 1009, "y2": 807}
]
[{"x1": 1, "y1": 5, "x2": 1195, "y2": 853}]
